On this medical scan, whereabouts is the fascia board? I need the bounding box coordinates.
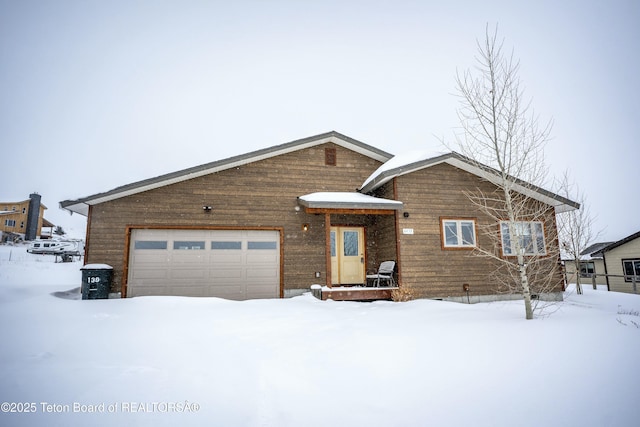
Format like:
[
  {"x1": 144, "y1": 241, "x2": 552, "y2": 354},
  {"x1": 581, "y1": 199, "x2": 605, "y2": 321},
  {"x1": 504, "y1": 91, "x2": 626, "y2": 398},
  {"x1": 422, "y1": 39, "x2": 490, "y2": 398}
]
[{"x1": 59, "y1": 132, "x2": 393, "y2": 216}]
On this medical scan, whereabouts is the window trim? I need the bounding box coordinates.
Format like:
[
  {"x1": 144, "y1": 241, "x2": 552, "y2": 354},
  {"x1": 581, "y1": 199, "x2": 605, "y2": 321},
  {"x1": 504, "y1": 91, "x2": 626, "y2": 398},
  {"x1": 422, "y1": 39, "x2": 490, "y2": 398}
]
[
  {"x1": 4, "y1": 219, "x2": 16, "y2": 227},
  {"x1": 500, "y1": 220, "x2": 547, "y2": 256},
  {"x1": 622, "y1": 259, "x2": 640, "y2": 282},
  {"x1": 440, "y1": 217, "x2": 477, "y2": 250}
]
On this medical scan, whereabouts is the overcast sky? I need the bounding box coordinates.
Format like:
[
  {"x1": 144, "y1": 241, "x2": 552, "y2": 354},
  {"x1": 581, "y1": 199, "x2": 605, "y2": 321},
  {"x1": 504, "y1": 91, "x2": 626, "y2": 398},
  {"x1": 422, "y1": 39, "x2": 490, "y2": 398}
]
[{"x1": 1, "y1": 0, "x2": 638, "y2": 242}]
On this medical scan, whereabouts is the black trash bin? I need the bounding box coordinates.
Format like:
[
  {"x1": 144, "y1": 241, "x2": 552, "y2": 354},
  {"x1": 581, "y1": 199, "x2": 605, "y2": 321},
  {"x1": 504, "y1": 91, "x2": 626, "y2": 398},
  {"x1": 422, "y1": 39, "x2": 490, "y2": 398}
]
[{"x1": 81, "y1": 264, "x2": 113, "y2": 300}]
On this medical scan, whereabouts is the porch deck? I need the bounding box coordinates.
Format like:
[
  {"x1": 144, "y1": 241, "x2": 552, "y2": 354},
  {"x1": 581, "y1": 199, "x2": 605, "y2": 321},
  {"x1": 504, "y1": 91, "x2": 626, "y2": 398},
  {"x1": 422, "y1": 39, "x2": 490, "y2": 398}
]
[{"x1": 310, "y1": 285, "x2": 398, "y2": 301}]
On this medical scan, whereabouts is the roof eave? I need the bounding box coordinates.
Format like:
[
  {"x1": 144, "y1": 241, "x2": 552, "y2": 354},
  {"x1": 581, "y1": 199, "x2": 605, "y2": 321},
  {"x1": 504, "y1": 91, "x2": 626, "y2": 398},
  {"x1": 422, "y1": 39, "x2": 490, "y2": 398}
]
[
  {"x1": 59, "y1": 131, "x2": 393, "y2": 212},
  {"x1": 362, "y1": 152, "x2": 580, "y2": 213},
  {"x1": 59, "y1": 200, "x2": 90, "y2": 217}
]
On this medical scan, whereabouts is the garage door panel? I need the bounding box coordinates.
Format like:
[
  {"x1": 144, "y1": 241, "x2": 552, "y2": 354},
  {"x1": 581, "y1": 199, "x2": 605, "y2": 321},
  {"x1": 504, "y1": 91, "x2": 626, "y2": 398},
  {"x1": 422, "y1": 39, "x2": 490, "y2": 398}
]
[
  {"x1": 210, "y1": 269, "x2": 243, "y2": 280},
  {"x1": 170, "y1": 269, "x2": 207, "y2": 280},
  {"x1": 247, "y1": 253, "x2": 278, "y2": 264},
  {"x1": 207, "y1": 286, "x2": 245, "y2": 300},
  {"x1": 128, "y1": 229, "x2": 279, "y2": 299},
  {"x1": 246, "y1": 268, "x2": 278, "y2": 279},
  {"x1": 245, "y1": 284, "x2": 279, "y2": 298},
  {"x1": 131, "y1": 268, "x2": 169, "y2": 280},
  {"x1": 131, "y1": 252, "x2": 168, "y2": 263},
  {"x1": 167, "y1": 286, "x2": 207, "y2": 297},
  {"x1": 211, "y1": 252, "x2": 243, "y2": 264},
  {"x1": 172, "y1": 251, "x2": 208, "y2": 262}
]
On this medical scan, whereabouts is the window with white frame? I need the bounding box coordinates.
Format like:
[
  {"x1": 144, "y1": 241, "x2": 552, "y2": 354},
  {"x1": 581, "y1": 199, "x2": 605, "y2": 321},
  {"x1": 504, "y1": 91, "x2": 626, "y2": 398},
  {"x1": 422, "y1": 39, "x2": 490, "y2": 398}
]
[
  {"x1": 5, "y1": 219, "x2": 16, "y2": 227},
  {"x1": 579, "y1": 261, "x2": 595, "y2": 278},
  {"x1": 500, "y1": 221, "x2": 546, "y2": 256},
  {"x1": 441, "y1": 219, "x2": 476, "y2": 248},
  {"x1": 622, "y1": 259, "x2": 640, "y2": 282}
]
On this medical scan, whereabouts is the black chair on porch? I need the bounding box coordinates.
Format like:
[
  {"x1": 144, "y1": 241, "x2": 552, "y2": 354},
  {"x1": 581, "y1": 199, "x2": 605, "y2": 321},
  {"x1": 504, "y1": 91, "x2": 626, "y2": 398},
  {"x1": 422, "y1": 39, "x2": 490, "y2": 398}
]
[{"x1": 366, "y1": 261, "x2": 396, "y2": 287}]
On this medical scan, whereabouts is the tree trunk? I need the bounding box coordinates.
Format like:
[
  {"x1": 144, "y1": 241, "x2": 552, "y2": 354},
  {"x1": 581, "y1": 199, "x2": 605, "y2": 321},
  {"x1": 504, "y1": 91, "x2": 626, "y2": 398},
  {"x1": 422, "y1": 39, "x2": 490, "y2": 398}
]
[
  {"x1": 574, "y1": 260, "x2": 582, "y2": 295},
  {"x1": 517, "y1": 254, "x2": 534, "y2": 320}
]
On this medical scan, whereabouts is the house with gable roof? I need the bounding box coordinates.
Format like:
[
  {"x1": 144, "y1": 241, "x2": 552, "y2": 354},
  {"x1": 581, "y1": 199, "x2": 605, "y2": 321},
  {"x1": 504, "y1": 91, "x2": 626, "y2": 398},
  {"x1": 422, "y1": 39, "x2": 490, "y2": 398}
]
[
  {"x1": 60, "y1": 131, "x2": 578, "y2": 301},
  {"x1": 599, "y1": 231, "x2": 640, "y2": 294},
  {"x1": 563, "y1": 241, "x2": 613, "y2": 287},
  {"x1": 1, "y1": 193, "x2": 52, "y2": 242}
]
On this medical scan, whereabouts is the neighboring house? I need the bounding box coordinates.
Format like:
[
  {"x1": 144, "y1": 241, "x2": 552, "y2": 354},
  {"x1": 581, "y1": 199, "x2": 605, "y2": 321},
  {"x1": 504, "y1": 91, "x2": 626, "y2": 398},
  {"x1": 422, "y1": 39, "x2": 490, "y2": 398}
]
[
  {"x1": 0, "y1": 193, "x2": 50, "y2": 242},
  {"x1": 599, "y1": 231, "x2": 640, "y2": 294},
  {"x1": 60, "y1": 131, "x2": 578, "y2": 302},
  {"x1": 563, "y1": 242, "x2": 613, "y2": 287}
]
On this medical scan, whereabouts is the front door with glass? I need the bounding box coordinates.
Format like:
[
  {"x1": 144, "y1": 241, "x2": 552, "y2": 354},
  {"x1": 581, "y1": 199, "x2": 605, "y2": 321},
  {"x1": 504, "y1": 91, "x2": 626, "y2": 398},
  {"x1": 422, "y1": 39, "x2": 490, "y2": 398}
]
[{"x1": 330, "y1": 226, "x2": 365, "y2": 285}]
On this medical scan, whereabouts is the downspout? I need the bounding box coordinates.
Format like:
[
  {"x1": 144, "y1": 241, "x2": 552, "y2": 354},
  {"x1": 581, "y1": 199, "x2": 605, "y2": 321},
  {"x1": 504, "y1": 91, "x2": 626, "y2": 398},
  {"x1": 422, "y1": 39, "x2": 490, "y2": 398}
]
[{"x1": 84, "y1": 205, "x2": 92, "y2": 264}]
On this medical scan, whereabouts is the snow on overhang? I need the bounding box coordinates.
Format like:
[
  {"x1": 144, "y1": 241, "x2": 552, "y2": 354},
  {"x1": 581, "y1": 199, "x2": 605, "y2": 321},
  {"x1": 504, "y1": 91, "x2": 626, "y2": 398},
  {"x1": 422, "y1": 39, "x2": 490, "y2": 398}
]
[{"x1": 298, "y1": 192, "x2": 403, "y2": 211}]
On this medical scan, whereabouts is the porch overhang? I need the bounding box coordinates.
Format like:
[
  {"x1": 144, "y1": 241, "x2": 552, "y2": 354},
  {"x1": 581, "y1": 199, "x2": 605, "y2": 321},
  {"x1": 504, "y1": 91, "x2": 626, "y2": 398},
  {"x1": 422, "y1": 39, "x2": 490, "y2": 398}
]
[{"x1": 297, "y1": 192, "x2": 403, "y2": 214}]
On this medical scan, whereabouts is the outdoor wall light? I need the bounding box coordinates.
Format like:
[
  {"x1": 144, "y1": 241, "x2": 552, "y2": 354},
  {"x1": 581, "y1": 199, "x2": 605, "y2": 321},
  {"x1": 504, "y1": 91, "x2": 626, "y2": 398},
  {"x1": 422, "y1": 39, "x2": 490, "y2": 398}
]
[
  {"x1": 202, "y1": 206, "x2": 213, "y2": 212},
  {"x1": 302, "y1": 224, "x2": 309, "y2": 231},
  {"x1": 403, "y1": 212, "x2": 410, "y2": 218}
]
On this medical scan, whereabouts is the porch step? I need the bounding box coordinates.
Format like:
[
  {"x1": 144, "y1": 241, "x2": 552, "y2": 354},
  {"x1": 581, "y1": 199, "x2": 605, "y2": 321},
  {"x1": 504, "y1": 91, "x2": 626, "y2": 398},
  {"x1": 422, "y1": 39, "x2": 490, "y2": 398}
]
[{"x1": 310, "y1": 285, "x2": 397, "y2": 301}]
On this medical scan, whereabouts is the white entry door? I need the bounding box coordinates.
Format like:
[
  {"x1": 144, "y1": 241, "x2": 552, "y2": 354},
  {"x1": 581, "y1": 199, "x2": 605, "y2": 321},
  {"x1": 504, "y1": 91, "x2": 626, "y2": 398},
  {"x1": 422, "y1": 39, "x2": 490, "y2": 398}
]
[{"x1": 330, "y1": 226, "x2": 365, "y2": 285}]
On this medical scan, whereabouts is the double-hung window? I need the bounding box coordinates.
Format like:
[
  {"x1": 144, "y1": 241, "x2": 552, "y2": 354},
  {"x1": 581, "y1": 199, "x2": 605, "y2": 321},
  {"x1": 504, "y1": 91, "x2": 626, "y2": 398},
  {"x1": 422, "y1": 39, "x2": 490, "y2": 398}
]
[
  {"x1": 622, "y1": 259, "x2": 640, "y2": 282},
  {"x1": 441, "y1": 219, "x2": 476, "y2": 249},
  {"x1": 500, "y1": 221, "x2": 546, "y2": 256}
]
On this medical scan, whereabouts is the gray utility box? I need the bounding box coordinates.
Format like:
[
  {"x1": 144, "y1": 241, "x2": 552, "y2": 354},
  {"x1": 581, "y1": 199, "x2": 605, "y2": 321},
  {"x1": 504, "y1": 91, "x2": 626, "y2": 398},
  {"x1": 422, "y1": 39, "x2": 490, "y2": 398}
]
[{"x1": 81, "y1": 264, "x2": 113, "y2": 300}]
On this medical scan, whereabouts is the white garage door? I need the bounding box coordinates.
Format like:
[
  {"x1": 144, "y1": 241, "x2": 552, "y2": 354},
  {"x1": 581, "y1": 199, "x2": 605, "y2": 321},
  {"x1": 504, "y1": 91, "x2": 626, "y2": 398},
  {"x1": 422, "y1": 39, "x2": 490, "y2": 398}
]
[{"x1": 127, "y1": 229, "x2": 280, "y2": 299}]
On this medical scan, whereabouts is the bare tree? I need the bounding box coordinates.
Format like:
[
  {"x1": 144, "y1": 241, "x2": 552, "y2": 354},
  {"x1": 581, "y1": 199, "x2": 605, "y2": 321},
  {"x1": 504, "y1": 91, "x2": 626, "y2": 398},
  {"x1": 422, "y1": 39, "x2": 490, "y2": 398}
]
[
  {"x1": 454, "y1": 25, "x2": 562, "y2": 319},
  {"x1": 557, "y1": 173, "x2": 600, "y2": 294}
]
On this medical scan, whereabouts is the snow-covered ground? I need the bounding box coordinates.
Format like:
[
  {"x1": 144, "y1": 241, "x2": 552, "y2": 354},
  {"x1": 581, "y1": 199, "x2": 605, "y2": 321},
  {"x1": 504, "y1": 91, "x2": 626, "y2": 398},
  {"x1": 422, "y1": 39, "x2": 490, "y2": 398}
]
[{"x1": 1, "y1": 244, "x2": 639, "y2": 427}]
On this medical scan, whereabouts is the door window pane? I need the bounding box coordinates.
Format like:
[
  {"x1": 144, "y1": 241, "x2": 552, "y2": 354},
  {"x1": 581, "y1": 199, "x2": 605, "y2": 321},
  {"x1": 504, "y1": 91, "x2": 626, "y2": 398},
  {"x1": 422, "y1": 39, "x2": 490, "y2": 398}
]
[
  {"x1": 135, "y1": 241, "x2": 168, "y2": 250},
  {"x1": 460, "y1": 221, "x2": 475, "y2": 246},
  {"x1": 211, "y1": 241, "x2": 242, "y2": 250},
  {"x1": 330, "y1": 231, "x2": 336, "y2": 257},
  {"x1": 248, "y1": 241, "x2": 277, "y2": 250},
  {"x1": 173, "y1": 241, "x2": 205, "y2": 250},
  {"x1": 444, "y1": 222, "x2": 458, "y2": 246},
  {"x1": 501, "y1": 223, "x2": 512, "y2": 254},
  {"x1": 343, "y1": 231, "x2": 359, "y2": 256}
]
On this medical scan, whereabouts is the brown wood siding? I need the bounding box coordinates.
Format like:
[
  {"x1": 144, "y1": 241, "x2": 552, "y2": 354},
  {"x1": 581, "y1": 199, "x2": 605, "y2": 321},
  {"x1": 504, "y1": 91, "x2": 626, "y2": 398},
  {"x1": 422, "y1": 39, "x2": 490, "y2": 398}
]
[
  {"x1": 370, "y1": 183, "x2": 399, "y2": 277},
  {"x1": 395, "y1": 163, "x2": 563, "y2": 299},
  {"x1": 85, "y1": 143, "x2": 383, "y2": 294}
]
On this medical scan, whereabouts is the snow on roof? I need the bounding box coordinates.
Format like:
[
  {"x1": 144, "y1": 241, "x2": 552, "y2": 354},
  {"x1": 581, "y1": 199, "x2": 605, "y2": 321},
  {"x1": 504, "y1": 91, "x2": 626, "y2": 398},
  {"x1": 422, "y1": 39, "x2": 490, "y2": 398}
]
[
  {"x1": 360, "y1": 150, "x2": 579, "y2": 214},
  {"x1": 360, "y1": 149, "x2": 447, "y2": 190},
  {"x1": 298, "y1": 192, "x2": 403, "y2": 210}
]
